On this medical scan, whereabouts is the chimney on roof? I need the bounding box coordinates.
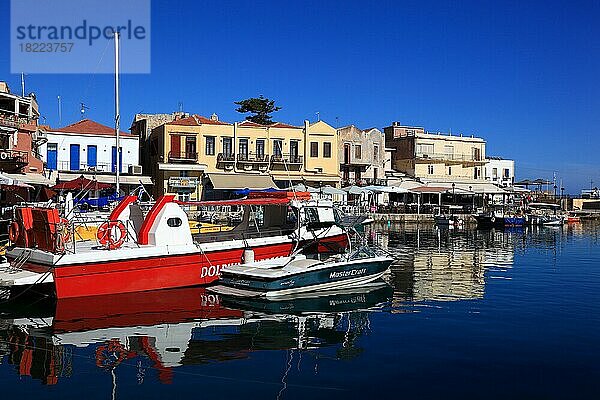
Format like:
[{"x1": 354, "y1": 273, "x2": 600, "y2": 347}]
[
  {"x1": 210, "y1": 113, "x2": 219, "y2": 121},
  {"x1": 393, "y1": 121, "x2": 400, "y2": 127}
]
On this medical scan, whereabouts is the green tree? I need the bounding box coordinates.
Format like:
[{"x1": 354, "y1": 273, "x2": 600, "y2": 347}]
[{"x1": 234, "y1": 95, "x2": 281, "y2": 125}]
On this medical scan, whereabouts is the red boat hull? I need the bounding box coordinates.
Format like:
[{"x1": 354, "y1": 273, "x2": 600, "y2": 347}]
[{"x1": 18, "y1": 233, "x2": 349, "y2": 298}]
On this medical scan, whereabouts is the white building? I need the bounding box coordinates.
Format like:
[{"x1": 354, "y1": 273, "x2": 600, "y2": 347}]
[
  {"x1": 484, "y1": 157, "x2": 514, "y2": 187},
  {"x1": 39, "y1": 119, "x2": 151, "y2": 187}
]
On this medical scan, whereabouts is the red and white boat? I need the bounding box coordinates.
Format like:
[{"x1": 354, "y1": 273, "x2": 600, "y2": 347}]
[{"x1": 1, "y1": 192, "x2": 348, "y2": 299}]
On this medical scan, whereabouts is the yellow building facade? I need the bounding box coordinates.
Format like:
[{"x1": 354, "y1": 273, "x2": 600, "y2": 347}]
[
  {"x1": 384, "y1": 123, "x2": 487, "y2": 183},
  {"x1": 146, "y1": 115, "x2": 340, "y2": 199}
]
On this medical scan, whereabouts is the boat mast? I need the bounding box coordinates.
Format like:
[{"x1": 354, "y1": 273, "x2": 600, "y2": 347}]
[{"x1": 114, "y1": 31, "x2": 121, "y2": 196}]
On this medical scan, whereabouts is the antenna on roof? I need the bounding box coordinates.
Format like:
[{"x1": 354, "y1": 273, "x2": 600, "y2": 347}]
[
  {"x1": 178, "y1": 101, "x2": 184, "y2": 112},
  {"x1": 80, "y1": 102, "x2": 89, "y2": 119},
  {"x1": 57, "y1": 95, "x2": 62, "y2": 126},
  {"x1": 315, "y1": 111, "x2": 320, "y2": 122},
  {"x1": 21, "y1": 72, "x2": 25, "y2": 97}
]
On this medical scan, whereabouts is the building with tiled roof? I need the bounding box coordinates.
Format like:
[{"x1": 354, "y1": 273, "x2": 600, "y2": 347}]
[
  {"x1": 144, "y1": 112, "x2": 340, "y2": 200},
  {"x1": 167, "y1": 114, "x2": 231, "y2": 126},
  {"x1": 39, "y1": 119, "x2": 143, "y2": 185},
  {"x1": 54, "y1": 119, "x2": 132, "y2": 136}
]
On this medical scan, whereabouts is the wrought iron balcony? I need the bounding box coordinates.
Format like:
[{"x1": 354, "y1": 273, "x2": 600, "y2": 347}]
[
  {"x1": 217, "y1": 153, "x2": 235, "y2": 163},
  {"x1": 168, "y1": 151, "x2": 198, "y2": 163},
  {"x1": 271, "y1": 154, "x2": 303, "y2": 165},
  {"x1": 237, "y1": 152, "x2": 270, "y2": 163},
  {"x1": 415, "y1": 152, "x2": 484, "y2": 163},
  {"x1": 0, "y1": 149, "x2": 28, "y2": 173}
]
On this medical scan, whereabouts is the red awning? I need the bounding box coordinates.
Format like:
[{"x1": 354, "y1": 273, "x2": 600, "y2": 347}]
[{"x1": 52, "y1": 175, "x2": 114, "y2": 191}]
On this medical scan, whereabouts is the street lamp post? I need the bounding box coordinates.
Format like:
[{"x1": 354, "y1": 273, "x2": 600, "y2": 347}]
[
  {"x1": 452, "y1": 182, "x2": 456, "y2": 205},
  {"x1": 469, "y1": 185, "x2": 474, "y2": 211}
]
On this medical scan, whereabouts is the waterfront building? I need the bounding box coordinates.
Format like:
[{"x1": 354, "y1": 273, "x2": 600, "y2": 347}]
[
  {"x1": 130, "y1": 111, "x2": 190, "y2": 177},
  {"x1": 484, "y1": 157, "x2": 515, "y2": 187},
  {"x1": 0, "y1": 81, "x2": 49, "y2": 185},
  {"x1": 38, "y1": 119, "x2": 151, "y2": 189},
  {"x1": 383, "y1": 122, "x2": 487, "y2": 185},
  {"x1": 337, "y1": 125, "x2": 386, "y2": 186},
  {"x1": 142, "y1": 113, "x2": 340, "y2": 200}
]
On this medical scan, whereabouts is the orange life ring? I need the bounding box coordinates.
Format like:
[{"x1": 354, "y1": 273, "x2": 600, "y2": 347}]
[
  {"x1": 95, "y1": 339, "x2": 127, "y2": 369},
  {"x1": 97, "y1": 220, "x2": 127, "y2": 250},
  {"x1": 8, "y1": 222, "x2": 19, "y2": 243}
]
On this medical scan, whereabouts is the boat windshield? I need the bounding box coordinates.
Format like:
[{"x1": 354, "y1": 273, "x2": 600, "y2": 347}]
[{"x1": 347, "y1": 245, "x2": 377, "y2": 260}]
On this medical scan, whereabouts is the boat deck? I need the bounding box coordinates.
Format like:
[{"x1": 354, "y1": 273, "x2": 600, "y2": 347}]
[{"x1": 221, "y1": 255, "x2": 329, "y2": 279}]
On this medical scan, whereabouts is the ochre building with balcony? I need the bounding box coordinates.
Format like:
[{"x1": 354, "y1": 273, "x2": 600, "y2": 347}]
[
  {"x1": 144, "y1": 114, "x2": 340, "y2": 200},
  {"x1": 0, "y1": 81, "x2": 45, "y2": 183},
  {"x1": 384, "y1": 122, "x2": 487, "y2": 184},
  {"x1": 337, "y1": 125, "x2": 386, "y2": 186}
]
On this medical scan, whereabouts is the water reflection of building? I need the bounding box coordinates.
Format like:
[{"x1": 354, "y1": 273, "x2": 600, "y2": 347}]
[
  {"x1": 371, "y1": 226, "x2": 516, "y2": 305},
  {"x1": 0, "y1": 284, "x2": 392, "y2": 385}
]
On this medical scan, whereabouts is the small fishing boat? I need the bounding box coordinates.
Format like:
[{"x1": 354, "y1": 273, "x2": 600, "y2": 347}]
[
  {"x1": 473, "y1": 213, "x2": 525, "y2": 228},
  {"x1": 210, "y1": 246, "x2": 393, "y2": 298},
  {"x1": 434, "y1": 214, "x2": 464, "y2": 227},
  {"x1": 541, "y1": 215, "x2": 564, "y2": 226}
]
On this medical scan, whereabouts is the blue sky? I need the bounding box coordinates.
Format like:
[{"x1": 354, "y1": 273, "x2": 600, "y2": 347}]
[{"x1": 1, "y1": 0, "x2": 599, "y2": 193}]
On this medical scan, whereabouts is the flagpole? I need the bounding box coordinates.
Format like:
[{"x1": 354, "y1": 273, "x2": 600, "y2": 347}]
[{"x1": 114, "y1": 31, "x2": 120, "y2": 196}]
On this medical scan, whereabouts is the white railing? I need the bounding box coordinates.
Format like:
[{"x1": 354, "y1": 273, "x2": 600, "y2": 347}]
[{"x1": 55, "y1": 161, "x2": 136, "y2": 172}]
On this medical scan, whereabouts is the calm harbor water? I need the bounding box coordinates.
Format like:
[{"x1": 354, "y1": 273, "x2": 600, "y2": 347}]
[{"x1": 1, "y1": 224, "x2": 599, "y2": 399}]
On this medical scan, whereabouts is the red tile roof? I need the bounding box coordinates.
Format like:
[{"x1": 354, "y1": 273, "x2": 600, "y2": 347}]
[
  {"x1": 238, "y1": 120, "x2": 300, "y2": 129},
  {"x1": 167, "y1": 114, "x2": 231, "y2": 126},
  {"x1": 54, "y1": 119, "x2": 132, "y2": 136}
]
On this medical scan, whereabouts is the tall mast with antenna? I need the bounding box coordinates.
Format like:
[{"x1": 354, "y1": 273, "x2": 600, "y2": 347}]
[
  {"x1": 57, "y1": 96, "x2": 62, "y2": 126},
  {"x1": 114, "y1": 31, "x2": 121, "y2": 196}
]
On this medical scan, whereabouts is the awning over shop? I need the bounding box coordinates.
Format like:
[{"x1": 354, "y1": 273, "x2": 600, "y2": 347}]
[
  {"x1": 3, "y1": 172, "x2": 53, "y2": 186},
  {"x1": 58, "y1": 172, "x2": 153, "y2": 186},
  {"x1": 52, "y1": 175, "x2": 113, "y2": 191},
  {"x1": 0, "y1": 172, "x2": 34, "y2": 188},
  {"x1": 412, "y1": 186, "x2": 455, "y2": 194},
  {"x1": 423, "y1": 181, "x2": 507, "y2": 194},
  {"x1": 321, "y1": 185, "x2": 346, "y2": 195},
  {"x1": 452, "y1": 183, "x2": 507, "y2": 194},
  {"x1": 363, "y1": 185, "x2": 411, "y2": 194},
  {"x1": 291, "y1": 183, "x2": 319, "y2": 193},
  {"x1": 207, "y1": 173, "x2": 276, "y2": 191},
  {"x1": 342, "y1": 185, "x2": 373, "y2": 195}
]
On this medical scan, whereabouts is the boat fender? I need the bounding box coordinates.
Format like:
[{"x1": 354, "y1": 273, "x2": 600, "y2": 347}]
[
  {"x1": 243, "y1": 248, "x2": 255, "y2": 264},
  {"x1": 8, "y1": 222, "x2": 19, "y2": 243},
  {"x1": 97, "y1": 220, "x2": 127, "y2": 250}
]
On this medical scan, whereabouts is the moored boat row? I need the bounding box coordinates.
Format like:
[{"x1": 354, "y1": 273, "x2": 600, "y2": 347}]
[{"x1": 0, "y1": 190, "x2": 391, "y2": 300}]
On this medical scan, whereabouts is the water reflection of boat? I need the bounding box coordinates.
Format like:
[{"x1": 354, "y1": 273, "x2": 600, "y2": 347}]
[
  {"x1": 220, "y1": 281, "x2": 393, "y2": 315},
  {"x1": 0, "y1": 283, "x2": 389, "y2": 385}
]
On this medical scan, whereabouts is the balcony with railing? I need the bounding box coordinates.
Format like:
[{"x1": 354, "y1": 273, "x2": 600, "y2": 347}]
[
  {"x1": 341, "y1": 155, "x2": 371, "y2": 166},
  {"x1": 236, "y1": 152, "x2": 270, "y2": 164},
  {"x1": 271, "y1": 153, "x2": 303, "y2": 164},
  {"x1": 168, "y1": 151, "x2": 198, "y2": 163},
  {"x1": 414, "y1": 152, "x2": 485, "y2": 164},
  {"x1": 270, "y1": 153, "x2": 303, "y2": 171},
  {"x1": 0, "y1": 149, "x2": 28, "y2": 172},
  {"x1": 55, "y1": 160, "x2": 136, "y2": 173},
  {"x1": 216, "y1": 153, "x2": 235, "y2": 170}
]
